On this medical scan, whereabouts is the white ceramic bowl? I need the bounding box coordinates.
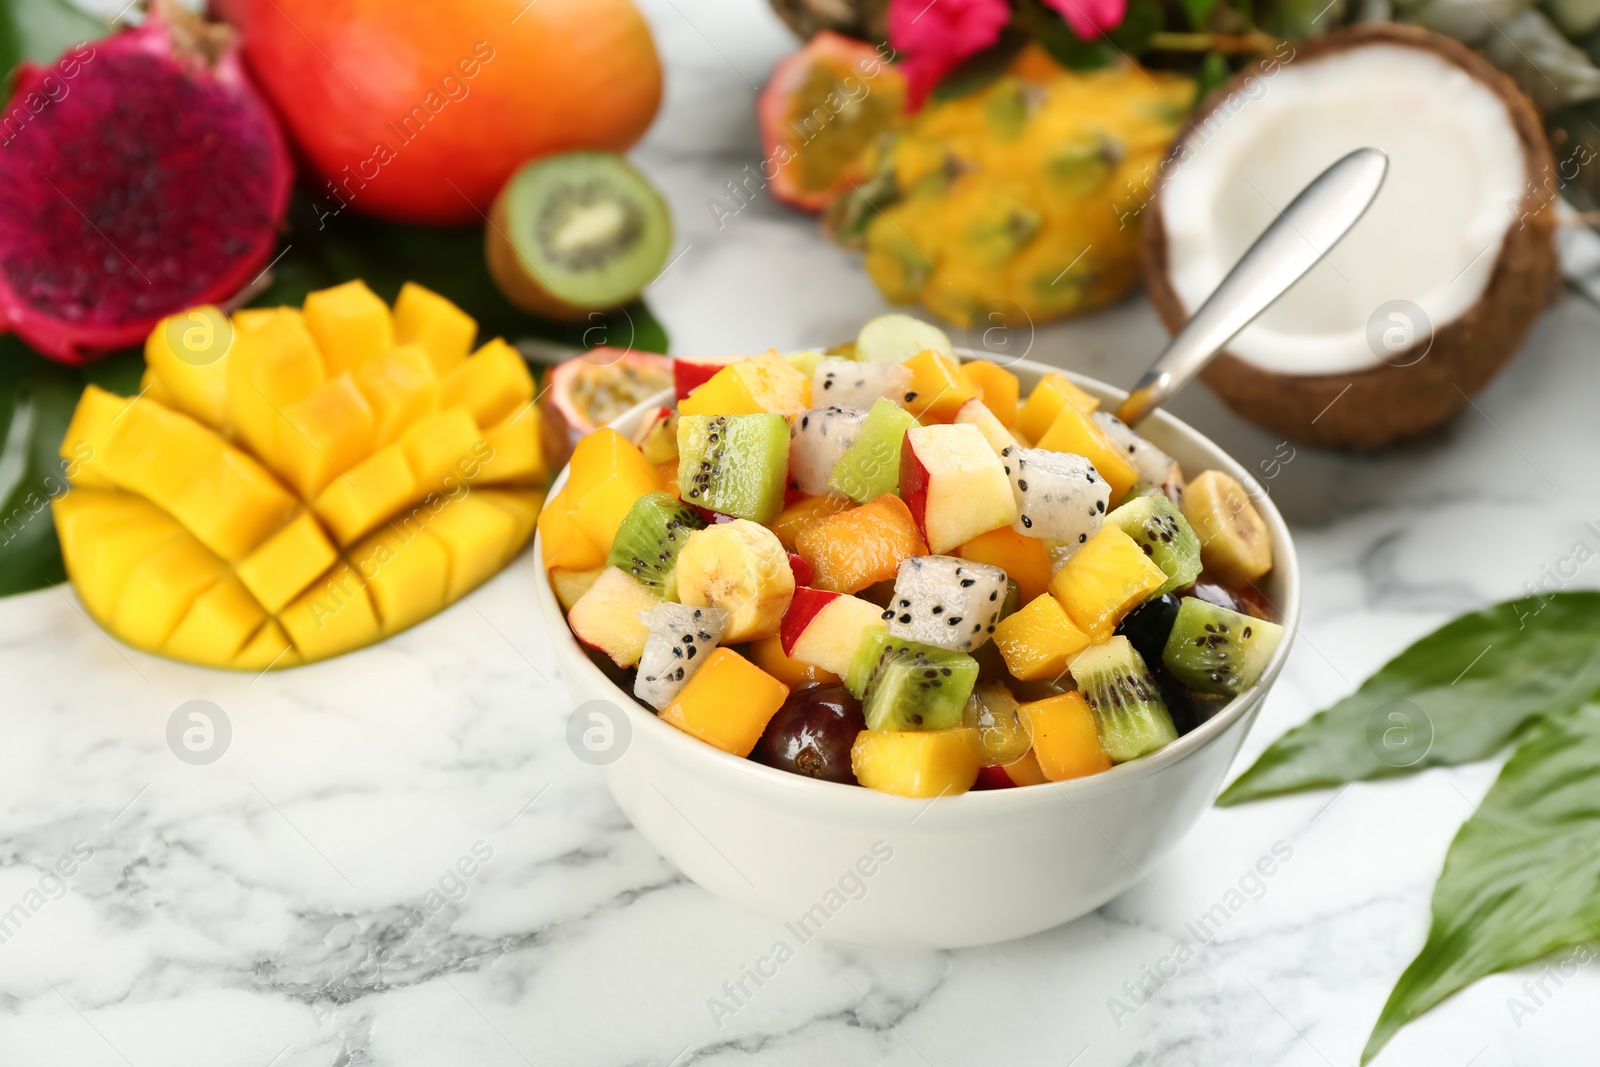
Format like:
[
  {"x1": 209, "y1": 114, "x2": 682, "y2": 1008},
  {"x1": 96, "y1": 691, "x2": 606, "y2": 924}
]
[{"x1": 533, "y1": 355, "x2": 1299, "y2": 948}]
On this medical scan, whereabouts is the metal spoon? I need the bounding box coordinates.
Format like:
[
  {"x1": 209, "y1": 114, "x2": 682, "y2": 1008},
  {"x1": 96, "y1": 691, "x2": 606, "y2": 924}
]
[{"x1": 1114, "y1": 147, "x2": 1390, "y2": 428}]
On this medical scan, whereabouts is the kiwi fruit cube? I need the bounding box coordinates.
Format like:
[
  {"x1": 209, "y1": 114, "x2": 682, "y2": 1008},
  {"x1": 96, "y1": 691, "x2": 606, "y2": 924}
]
[
  {"x1": 676, "y1": 414, "x2": 790, "y2": 524},
  {"x1": 828, "y1": 397, "x2": 919, "y2": 503},
  {"x1": 606, "y1": 491, "x2": 706, "y2": 599},
  {"x1": 1070, "y1": 635, "x2": 1178, "y2": 763},
  {"x1": 849, "y1": 630, "x2": 978, "y2": 731},
  {"x1": 1107, "y1": 494, "x2": 1201, "y2": 596},
  {"x1": 1161, "y1": 596, "x2": 1284, "y2": 696}
]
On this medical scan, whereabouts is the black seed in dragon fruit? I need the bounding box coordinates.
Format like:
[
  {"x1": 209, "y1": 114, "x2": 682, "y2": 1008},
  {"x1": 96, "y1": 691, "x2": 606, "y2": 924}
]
[
  {"x1": 812, "y1": 358, "x2": 914, "y2": 411},
  {"x1": 789, "y1": 406, "x2": 866, "y2": 495},
  {"x1": 634, "y1": 603, "x2": 730, "y2": 710},
  {"x1": 1001, "y1": 445, "x2": 1110, "y2": 553},
  {"x1": 883, "y1": 555, "x2": 1009, "y2": 653}
]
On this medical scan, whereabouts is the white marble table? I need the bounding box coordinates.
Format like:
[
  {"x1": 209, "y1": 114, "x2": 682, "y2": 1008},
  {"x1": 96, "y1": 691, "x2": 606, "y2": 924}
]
[{"x1": 3, "y1": 2, "x2": 1596, "y2": 1063}]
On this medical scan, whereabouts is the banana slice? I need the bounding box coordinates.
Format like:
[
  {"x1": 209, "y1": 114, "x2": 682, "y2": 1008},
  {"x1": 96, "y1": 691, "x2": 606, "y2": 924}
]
[
  {"x1": 1183, "y1": 471, "x2": 1272, "y2": 585},
  {"x1": 674, "y1": 519, "x2": 796, "y2": 642}
]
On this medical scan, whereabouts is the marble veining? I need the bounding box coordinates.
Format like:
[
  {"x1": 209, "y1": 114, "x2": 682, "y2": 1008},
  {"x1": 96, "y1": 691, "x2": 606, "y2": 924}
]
[{"x1": 4, "y1": 0, "x2": 1598, "y2": 1063}]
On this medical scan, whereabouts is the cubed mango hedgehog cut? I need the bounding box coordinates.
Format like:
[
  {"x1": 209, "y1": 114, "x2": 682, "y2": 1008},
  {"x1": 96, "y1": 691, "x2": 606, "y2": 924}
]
[{"x1": 53, "y1": 283, "x2": 548, "y2": 669}]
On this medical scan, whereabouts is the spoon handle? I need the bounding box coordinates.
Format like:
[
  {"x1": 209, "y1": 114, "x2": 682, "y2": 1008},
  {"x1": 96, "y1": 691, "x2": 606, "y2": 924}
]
[{"x1": 1115, "y1": 147, "x2": 1389, "y2": 427}]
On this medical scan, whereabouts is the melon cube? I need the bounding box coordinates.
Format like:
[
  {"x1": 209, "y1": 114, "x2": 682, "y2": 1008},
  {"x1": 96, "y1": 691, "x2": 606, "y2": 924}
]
[
  {"x1": 659, "y1": 648, "x2": 790, "y2": 757},
  {"x1": 850, "y1": 728, "x2": 981, "y2": 798}
]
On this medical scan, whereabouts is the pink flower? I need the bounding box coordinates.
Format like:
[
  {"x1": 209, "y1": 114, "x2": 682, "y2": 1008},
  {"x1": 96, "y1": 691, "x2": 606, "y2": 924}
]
[
  {"x1": 887, "y1": 0, "x2": 1012, "y2": 108},
  {"x1": 1042, "y1": 0, "x2": 1127, "y2": 39}
]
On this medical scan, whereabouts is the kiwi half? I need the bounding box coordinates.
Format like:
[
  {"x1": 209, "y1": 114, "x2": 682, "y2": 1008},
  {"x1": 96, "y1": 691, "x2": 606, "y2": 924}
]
[
  {"x1": 607, "y1": 492, "x2": 706, "y2": 598},
  {"x1": 487, "y1": 152, "x2": 671, "y2": 321}
]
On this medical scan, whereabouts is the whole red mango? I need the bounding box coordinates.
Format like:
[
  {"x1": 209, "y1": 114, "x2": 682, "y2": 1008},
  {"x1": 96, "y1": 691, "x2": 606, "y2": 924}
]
[{"x1": 215, "y1": 0, "x2": 663, "y2": 225}]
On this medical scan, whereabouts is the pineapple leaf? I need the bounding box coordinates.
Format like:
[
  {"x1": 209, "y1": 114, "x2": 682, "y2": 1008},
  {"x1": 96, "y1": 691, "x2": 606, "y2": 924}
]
[
  {"x1": 1218, "y1": 591, "x2": 1600, "y2": 804},
  {"x1": 1362, "y1": 704, "x2": 1600, "y2": 1062}
]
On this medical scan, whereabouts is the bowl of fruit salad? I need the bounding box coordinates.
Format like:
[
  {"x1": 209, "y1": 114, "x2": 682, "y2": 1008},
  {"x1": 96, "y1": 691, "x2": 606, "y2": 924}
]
[{"x1": 534, "y1": 315, "x2": 1298, "y2": 947}]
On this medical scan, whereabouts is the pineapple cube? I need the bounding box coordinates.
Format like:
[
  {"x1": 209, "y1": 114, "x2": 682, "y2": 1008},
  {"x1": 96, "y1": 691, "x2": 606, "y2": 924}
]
[
  {"x1": 111, "y1": 533, "x2": 229, "y2": 650},
  {"x1": 440, "y1": 338, "x2": 534, "y2": 429},
  {"x1": 1018, "y1": 692, "x2": 1112, "y2": 781},
  {"x1": 352, "y1": 344, "x2": 439, "y2": 447},
  {"x1": 393, "y1": 282, "x2": 476, "y2": 374},
  {"x1": 312, "y1": 444, "x2": 418, "y2": 546},
  {"x1": 850, "y1": 728, "x2": 981, "y2": 797},
  {"x1": 274, "y1": 375, "x2": 377, "y2": 500},
  {"x1": 278, "y1": 562, "x2": 381, "y2": 661},
  {"x1": 992, "y1": 593, "x2": 1091, "y2": 681},
  {"x1": 165, "y1": 575, "x2": 268, "y2": 665},
  {"x1": 659, "y1": 648, "x2": 790, "y2": 757},
  {"x1": 145, "y1": 307, "x2": 231, "y2": 430},
  {"x1": 350, "y1": 524, "x2": 451, "y2": 634},
  {"x1": 429, "y1": 493, "x2": 518, "y2": 593},
  {"x1": 303, "y1": 280, "x2": 394, "y2": 375},
  {"x1": 235, "y1": 510, "x2": 339, "y2": 612},
  {"x1": 1049, "y1": 525, "x2": 1167, "y2": 642}
]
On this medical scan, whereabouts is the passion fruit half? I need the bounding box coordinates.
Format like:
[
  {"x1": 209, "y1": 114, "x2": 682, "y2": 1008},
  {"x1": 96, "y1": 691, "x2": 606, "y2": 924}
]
[{"x1": 486, "y1": 151, "x2": 672, "y2": 321}]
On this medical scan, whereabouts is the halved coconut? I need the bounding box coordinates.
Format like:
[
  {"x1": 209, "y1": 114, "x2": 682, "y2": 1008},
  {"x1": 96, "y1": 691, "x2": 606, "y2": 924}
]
[{"x1": 1142, "y1": 25, "x2": 1558, "y2": 449}]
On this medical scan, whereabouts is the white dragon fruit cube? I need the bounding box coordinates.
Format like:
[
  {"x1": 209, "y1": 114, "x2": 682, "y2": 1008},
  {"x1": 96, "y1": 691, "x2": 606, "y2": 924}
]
[
  {"x1": 812, "y1": 359, "x2": 914, "y2": 411},
  {"x1": 634, "y1": 603, "x2": 730, "y2": 710},
  {"x1": 789, "y1": 406, "x2": 866, "y2": 496},
  {"x1": 884, "y1": 555, "x2": 1009, "y2": 653},
  {"x1": 1001, "y1": 445, "x2": 1110, "y2": 550}
]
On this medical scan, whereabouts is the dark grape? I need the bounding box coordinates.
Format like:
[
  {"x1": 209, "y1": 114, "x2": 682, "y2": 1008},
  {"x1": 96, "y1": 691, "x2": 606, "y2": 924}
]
[
  {"x1": 1187, "y1": 580, "x2": 1275, "y2": 622},
  {"x1": 1115, "y1": 594, "x2": 1181, "y2": 666},
  {"x1": 752, "y1": 685, "x2": 865, "y2": 784}
]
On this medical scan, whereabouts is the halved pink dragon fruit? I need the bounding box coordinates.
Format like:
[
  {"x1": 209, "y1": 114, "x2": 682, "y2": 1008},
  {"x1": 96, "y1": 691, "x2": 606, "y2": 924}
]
[
  {"x1": 0, "y1": 2, "x2": 292, "y2": 363},
  {"x1": 1000, "y1": 445, "x2": 1110, "y2": 549},
  {"x1": 884, "y1": 555, "x2": 1008, "y2": 653},
  {"x1": 813, "y1": 358, "x2": 914, "y2": 411},
  {"x1": 789, "y1": 405, "x2": 866, "y2": 495}
]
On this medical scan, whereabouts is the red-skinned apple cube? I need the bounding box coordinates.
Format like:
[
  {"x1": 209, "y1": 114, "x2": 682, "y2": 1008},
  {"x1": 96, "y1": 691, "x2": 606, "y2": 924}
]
[
  {"x1": 899, "y1": 424, "x2": 1017, "y2": 554},
  {"x1": 567, "y1": 566, "x2": 657, "y2": 667},
  {"x1": 674, "y1": 355, "x2": 743, "y2": 400},
  {"x1": 780, "y1": 586, "x2": 887, "y2": 677}
]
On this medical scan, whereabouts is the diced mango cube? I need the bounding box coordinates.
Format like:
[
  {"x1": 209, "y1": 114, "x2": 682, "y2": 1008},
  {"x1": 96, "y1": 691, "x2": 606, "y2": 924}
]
[
  {"x1": 959, "y1": 360, "x2": 1020, "y2": 427},
  {"x1": 53, "y1": 489, "x2": 181, "y2": 621},
  {"x1": 958, "y1": 526, "x2": 1052, "y2": 603},
  {"x1": 165, "y1": 574, "x2": 268, "y2": 664},
  {"x1": 312, "y1": 444, "x2": 418, "y2": 546},
  {"x1": 145, "y1": 306, "x2": 231, "y2": 430},
  {"x1": 274, "y1": 375, "x2": 377, "y2": 500},
  {"x1": 303, "y1": 280, "x2": 394, "y2": 375},
  {"x1": 851, "y1": 728, "x2": 981, "y2": 797},
  {"x1": 235, "y1": 510, "x2": 339, "y2": 612},
  {"x1": 350, "y1": 524, "x2": 451, "y2": 634},
  {"x1": 103, "y1": 397, "x2": 222, "y2": 505},
  {"x1": 750, "y1": 634, "x2": 841, "y2": 688},
  {"x1": 902, "y1": 350, "x2": 977, "y2": 422},
  {"x1": 1017, "y1": 372, "x2": 1098, "y2": 443},
  {"x1": 770, "y1": 493, "x2": 853, "y2": 552},
  {"x1": 471, "y1": 407, "x2": 546, "y2": 486},
  {"x1": 59, "y1": 385, "x2": 130, "y2": 489},
  {"x1": 677, "y1": 351, "x2": 811, "y2": 417},
  {"x1": 565, "y1": 429, "x2": 665, "y2": 551},
  {"x1": 992, "y1": 593, "x2": 1091, "y2": 681},
  {"x1": 1018, "y1": 692, "x2": 1112, "y2": 781},
  {"x1": 227, "y1": 307, "x2": 326, "y2": 461},
  {"x1": 660, "y1": 648, "x2": 790, "y2": 756},
  {"x1": 400, "y1": 407, "x2": 484, "y2": 499},
  {"x1": 232, "y1": 619, "x2": 299, "y2": 671},
  {"x1": 537, "y1": 487, "x2": 605, "y2": 571},
  {"x1": 111, "y1": 533, "x2": 228, "y2": 650},
  {"x1": 427, "y1": 493, "x2": 518, "y2": 594},
  {"x1": 278, "y1": 562, "x2": 381, "y2": 661},
  {"x1": 1049, "y1": 525, "x2": 1168, "y2": 642},
  {"x1": 353, "y1": 344, "x2": 439, "y2": 447},
  {"x1": 393, "y1": 282, "x2": 476, "y2": 374},
  {"x1": 1035, "y1": 402, "x2": 1138, "y2": 501},
  {"x1": 477, "y1": 488, "x2": 544, "y2": 561},
  {"x1": 440, "y1": 338, "x2": 534, "y2": 429}
]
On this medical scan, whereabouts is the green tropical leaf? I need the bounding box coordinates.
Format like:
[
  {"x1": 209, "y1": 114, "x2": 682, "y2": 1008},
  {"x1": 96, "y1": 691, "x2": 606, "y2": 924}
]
[
  {"x1": 1362, "y1": 703, "x2": 1600, "y2": 1062},
  {"x1": 0, "y1": 0, "x2": 102, "y2": 80},
  {"x1": 1218, "y1": 592, "x2": 1600, "y2": 804}
]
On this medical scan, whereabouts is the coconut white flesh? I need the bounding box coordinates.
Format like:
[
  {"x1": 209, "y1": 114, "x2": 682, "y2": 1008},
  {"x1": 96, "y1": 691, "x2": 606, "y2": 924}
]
[{"x1": 1159, "y1": 44, "x2": 1527, "y2": 376}]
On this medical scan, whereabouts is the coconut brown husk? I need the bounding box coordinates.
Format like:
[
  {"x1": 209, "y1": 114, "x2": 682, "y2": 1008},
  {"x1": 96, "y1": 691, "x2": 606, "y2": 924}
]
[{"x1": 1141, "y1": 24, "x2": 1560, "y2": 450}]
